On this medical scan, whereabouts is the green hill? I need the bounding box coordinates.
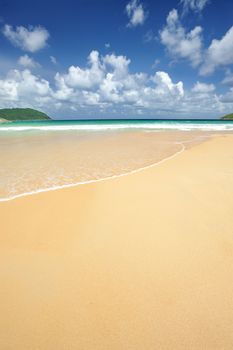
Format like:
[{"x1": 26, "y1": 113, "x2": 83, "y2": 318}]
[
  {"x1": 0, "y1": 108, "x2": 50, "y2": 121},
  {"x1": 221, "y1": 113, "x2": 233, "y2": 120}
]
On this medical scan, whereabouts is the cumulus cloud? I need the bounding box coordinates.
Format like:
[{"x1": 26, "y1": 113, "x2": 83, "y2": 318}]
[
  {"x1": 180, "y1": 0, "x2": 209, "y2": 14},
  {"x1": 18, "y1": 54, "x2": 39, "y2": 68},
  {"x1": 0, "y1": 51, "x2": 184, "y2": 111},
  {"x1": 151, "y1": 71, "x2": 184, "y2": 97},
  {"x1": 192, "y1": 81, "x2": 215, "y2": 93},
  {"x1": 2, "y1": 24, "x2": 49, "y2": 52},
  {"x1": 55, "y1": 51, "x2": 104, "y2": 90},
  {"x1": 222, "y1": 70, "x2": 233, "y2": 86},
  {"x1": 103, "y1": 53, "x2": 131, "y2": 78},
  {"x1": 160, "y1": 10, "x2": 233, "y2": 76},
  {"x1": 55, "y1": 51, "x2": 146, "y2": 105},
  {"x1": 200, "y1": 26, "x2": 233, "y2": 75},
  {"x1": 0, "y1": 69, "x2": 51, "y2": 109},
  {"x1": 126, "y1": 0, "x2": 147, "y2": 27},
  {"x1": 53, "y1": 74, "x2": 74, "y2": 101},
  {"x1": 160, "y1": 9, "x2": 203, "y2": 67},
  {"x1": 0, "y1": 77, "x2": 18, "y2": 101},
  {"x1": 55, "y1": 51, "x2": 232, "y2": 116},
  {"x1": 220, "y1": 88, "x2": 233, "y2": 103},
  {"x1": 0, "y1": 50, "x2": 232, "y2": 117}
]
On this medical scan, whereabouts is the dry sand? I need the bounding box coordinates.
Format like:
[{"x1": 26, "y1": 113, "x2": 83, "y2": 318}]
[{"x1": 1, "y1": 134, "x2": 233, "y2": 349}]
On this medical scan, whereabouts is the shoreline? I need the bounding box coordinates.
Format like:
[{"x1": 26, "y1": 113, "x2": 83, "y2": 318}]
[
  {"x1": 0, "y1": 141, "x2": 185, "y2": 202},
  {"x1": 0, "y1": 132, "x2": 213, "y2": 203}
]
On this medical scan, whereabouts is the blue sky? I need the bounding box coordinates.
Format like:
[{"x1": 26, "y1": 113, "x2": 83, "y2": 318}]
[{"x1": 0, "y1": 0, "x2": 233, "y2": 119}]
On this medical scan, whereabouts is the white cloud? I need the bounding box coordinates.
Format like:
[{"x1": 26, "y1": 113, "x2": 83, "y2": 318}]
[
  {"x1": 103, "y1": 53, "x2": 131, "y2": 78},
  {"x1": 192, "y1": 81, "x2": 215, "y2": 93},
  {"x1": 0, "y1": 50, "x2": 232, "y2": 117},
  {"x1": 151, "y1": 71, "x2": 184, "y2": 97},
  {"x1": 9, "y1": 69, "x2": 50, "y2": 97},
  {"x1": 53, "y1": 74, "x2": 74, "y2": 101},
  {"x1": 105, "y1": 43, "x2": 110, "y2": 49},
  {"x1": 200, "y1": 26, "x2": 233, "y2": 75},
  {"x1": 54, "y1": 51, "x2": 185, "y2": 110},
  {"x1": 2, "y1": 24, "x2": 49, "y2": 52},
  {"x1": 222, "y1": 70, "x2": 233, "y2": 86},
  {"x1": 0, "y1": 69, "x2": 51, "y2": 110},
  {"x1": 18, "y1": 54, "x2": 39, "y2": 68},
  {"x1": 160, "y1": 10, "x2": 233, "y2": 76},
  {"x1": 50, "y1": 56, "x2": 57, "y2": 65},
  {"x1": 160, "y1": 9, "x2": 203, "y2": 67},
  {"x1": 126, "y1": 0, "x2": 147, "y2": 27},
  {"x1": 0, "y1": 77, "x2": 18, "y2": 101},
  {"x1": 220, "y1": 88, "x2": 233, "y2": 103},
  {"x1": 51, "y1": 51, "x2": 231, "y2": 117},
  {"x1": 55, "y1": 51, "x2": 104, "y2": 90},
  {"x1": 180, "y1": 0, "x2": 209, "y2": 14}
]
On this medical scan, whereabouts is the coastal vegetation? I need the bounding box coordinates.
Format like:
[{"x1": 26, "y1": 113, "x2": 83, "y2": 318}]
[
  {"x1": 0, "y1": 108, "x2": 50, "y2": 121},
  {"x1": 222, "y1": 113, "x2": 233, "y2": 120}
]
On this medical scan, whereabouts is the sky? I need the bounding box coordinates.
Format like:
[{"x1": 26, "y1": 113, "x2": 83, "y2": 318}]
[{"x1": 0, "y1": 0, "x2": 233, "y2": 119}]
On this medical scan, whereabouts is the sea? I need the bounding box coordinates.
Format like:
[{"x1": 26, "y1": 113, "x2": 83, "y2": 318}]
[{"x1": 1, "y1": 119, "x2": 233, "y2": 132}]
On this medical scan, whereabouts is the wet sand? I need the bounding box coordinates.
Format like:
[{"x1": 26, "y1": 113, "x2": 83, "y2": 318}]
[
  {"x1": 0, "y1": 130, "x2": 209, "y2": 200},
  {"x1": 1, "y1": 134, "x2": 233, "y2": 349}
]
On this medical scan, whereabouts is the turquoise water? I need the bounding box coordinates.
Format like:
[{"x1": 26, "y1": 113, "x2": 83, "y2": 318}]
[{"x1": 1, "y1": 119, "x2": 233, "y2": 132}]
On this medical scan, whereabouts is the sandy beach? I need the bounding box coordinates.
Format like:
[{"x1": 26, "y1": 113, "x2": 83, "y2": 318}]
[{"x1": 1, "y1": 133, "x2": 233, "y2": 349}]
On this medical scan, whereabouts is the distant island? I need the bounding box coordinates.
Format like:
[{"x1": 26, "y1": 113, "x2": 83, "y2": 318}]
[
  {"x1": 221, "y1": 113, "x2": 233, "y2": 120},
  {"x1": 0, "y1": 108, "x2": 50, "y2": 122}
]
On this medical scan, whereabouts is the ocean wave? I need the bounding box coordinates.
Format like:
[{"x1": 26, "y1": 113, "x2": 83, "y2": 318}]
[{"x1": 1, "y1": 121, "x2": 233, "y2": 132}]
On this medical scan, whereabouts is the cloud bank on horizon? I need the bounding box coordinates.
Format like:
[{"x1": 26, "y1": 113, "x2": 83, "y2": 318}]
[{"x1": 0, "y1": 0, "x2": 233, "y2": 118}]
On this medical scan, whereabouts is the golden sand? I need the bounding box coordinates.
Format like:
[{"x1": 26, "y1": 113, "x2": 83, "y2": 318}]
[{"x1": 1, "y1": 134, "x2": 233, "y2": 349}]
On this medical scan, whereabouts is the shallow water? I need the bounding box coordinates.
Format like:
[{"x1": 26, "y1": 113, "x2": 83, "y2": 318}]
[
  {"x1": 0, "y1": 119, "x2": 232, "y2": 201},
  {"x1": 1, "y1": 119, "x2": 233, "y2": 132}
]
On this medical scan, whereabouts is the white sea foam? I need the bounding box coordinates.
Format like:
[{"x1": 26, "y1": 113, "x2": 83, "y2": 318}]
[{"x1": 1, "y1": 121, "x2": 233, "y2": 132}]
